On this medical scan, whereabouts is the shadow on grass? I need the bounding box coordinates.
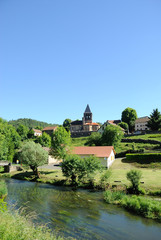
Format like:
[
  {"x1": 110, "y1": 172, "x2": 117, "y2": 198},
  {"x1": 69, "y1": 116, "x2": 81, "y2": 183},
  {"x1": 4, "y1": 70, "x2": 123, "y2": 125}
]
[{"x1": 39, "y1": 170, "x2": 59, "y2": 175}]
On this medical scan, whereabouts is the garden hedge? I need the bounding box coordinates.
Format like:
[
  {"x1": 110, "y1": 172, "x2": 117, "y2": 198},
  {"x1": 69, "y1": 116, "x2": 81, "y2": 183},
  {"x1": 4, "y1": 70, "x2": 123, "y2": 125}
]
[{"x1": 126, "y1": 153, "x2": 161, "y2": 164}]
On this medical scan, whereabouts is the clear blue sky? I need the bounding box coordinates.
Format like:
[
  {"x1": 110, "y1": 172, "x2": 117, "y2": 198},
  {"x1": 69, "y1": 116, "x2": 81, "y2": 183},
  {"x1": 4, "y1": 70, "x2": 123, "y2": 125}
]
[{"x1": 1, "y1": 0, "x2": 161, "y2": 125}]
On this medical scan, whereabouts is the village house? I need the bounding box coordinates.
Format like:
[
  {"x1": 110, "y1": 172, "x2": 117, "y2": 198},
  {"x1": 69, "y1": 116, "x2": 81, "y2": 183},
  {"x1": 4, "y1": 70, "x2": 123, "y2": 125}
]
[
  {"x1": 135, "y1": 116, "x2": 150, "y2": 132},
  {"x1": 33, "y1": 128, "x2": 42, "y2": 137},
  {"x1": 70, "y1": 105, "x2": 100, "y2": 137},
  {"x1": 42, "y1": 126, "x2": 58, "y2": 136},
  {"x1": 73, "y1": 146, "x2": 116, "y2": 168},
  {"x1": 98, "y1": 120, "x2": 121, "y2": 134}
]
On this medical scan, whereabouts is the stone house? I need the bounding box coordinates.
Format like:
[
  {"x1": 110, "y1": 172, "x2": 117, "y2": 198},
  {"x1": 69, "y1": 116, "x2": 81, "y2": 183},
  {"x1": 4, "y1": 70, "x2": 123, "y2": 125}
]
[
  {"x1": 135, "y1": 117, "x2": 150, "y2": 132},
  {"x1": 42, "y1": 126, "x2": 58, "y2": 136},
  {"x1": 33, "y1": 128, "x2": 42, "y2": 137},
  {"x1": 73, "y1": 146, "x2": 116, "y2": 168}
]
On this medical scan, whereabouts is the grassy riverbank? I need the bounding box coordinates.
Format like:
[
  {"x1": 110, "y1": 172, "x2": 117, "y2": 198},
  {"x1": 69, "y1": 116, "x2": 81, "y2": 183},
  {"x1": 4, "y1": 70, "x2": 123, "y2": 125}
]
[
  {"x1": 104, "y1": 190, "x2": 161, "y2": 221},
  {"x1": 0, "y1": 210, "x2": 65, "y2": 240}
]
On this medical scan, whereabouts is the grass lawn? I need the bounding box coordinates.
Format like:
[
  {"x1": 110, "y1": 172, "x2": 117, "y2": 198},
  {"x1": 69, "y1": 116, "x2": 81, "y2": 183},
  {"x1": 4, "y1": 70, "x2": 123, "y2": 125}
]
[
  {"x1": 110, "y1": 158, "x2": 161, "y2": 191},
  {"x1": 125, "y1": 133, "x2": 161, "y2": 142}
]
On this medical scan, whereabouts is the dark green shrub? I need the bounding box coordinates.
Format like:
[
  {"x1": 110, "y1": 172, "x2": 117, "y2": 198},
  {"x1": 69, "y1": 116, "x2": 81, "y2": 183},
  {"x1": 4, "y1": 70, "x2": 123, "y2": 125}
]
[
  {"x1": 104, "y1": 190, "x2": 125, "y2": 204},
  {"x1": 126, "y1": 170, "x2": 142, "y2": 194},
  {"x1": 100, "y1": 170, "x2": 112, "y2": 189},
  {"x1": 126, "y1": 153, "x2": 161, "y2": 164}
]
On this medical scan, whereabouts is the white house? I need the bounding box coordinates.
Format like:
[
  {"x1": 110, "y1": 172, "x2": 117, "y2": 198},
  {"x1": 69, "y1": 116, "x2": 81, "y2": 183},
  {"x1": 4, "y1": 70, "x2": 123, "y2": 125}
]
[
  {"x1": 98, "y1": 120, "x2": 121, "y2": 134},
  {"x1": 33, "y1": 128, "x2": 42, "y2": 137},
  {"x1": 73, "y1": 146, "x2": 116, "y2": 168},
  {"x1": 135, "y1": 117, "x2": 150, "y2": 132}
]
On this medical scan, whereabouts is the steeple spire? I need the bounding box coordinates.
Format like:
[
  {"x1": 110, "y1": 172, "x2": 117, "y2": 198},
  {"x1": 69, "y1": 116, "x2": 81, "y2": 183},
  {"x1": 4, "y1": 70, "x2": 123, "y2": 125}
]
[{"x1": 84, "y1": 104, "x2": 91, "y2": 113}]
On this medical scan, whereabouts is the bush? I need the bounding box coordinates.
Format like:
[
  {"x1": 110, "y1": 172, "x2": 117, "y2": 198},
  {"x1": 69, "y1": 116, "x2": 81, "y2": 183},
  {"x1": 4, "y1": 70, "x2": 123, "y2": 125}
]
[
  {"x1": 61, "y1": 154, "x2": 101, "y2": 186},
  {"x1": 100, "y1": 170, "x2": 112, "y2": 189},
  {"x1": 126, "y1": 153, "x2": 161, "y2": 164},
  {"x1": 104, "y1": 190, "x2": 125, "y2": 204},
  {"x1": 0, "y1": 181, "x2": 7, "y2": 198},
  {"x1": 126, "y1": 170, "x2": 142, "y2": 194}
]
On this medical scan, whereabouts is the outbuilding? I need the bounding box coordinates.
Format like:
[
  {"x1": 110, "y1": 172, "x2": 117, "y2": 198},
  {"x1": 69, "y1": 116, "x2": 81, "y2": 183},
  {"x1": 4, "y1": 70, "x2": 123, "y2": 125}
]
[{"x1": 73, "y1": 146, "x2": 116, "y2": 168}]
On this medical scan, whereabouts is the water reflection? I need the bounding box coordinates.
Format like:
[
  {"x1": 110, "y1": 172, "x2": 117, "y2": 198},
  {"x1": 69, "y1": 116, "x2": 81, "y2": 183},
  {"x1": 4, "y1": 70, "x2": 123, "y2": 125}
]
[{"x1": 4, "y1": 178, "x2": 161, "y2": 240}]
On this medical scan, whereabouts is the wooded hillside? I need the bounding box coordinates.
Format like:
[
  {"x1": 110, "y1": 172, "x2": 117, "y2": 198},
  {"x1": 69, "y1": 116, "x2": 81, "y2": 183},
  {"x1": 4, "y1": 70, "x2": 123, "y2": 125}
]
[{"x1": 8, "y1": 118, "x2": 58, "y2": 129}]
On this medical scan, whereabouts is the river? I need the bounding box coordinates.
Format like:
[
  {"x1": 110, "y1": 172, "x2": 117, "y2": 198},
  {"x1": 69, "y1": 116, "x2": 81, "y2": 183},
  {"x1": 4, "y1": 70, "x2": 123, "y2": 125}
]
[{"x1": 3, "y1": 178, "x2": 161, "y2": 240}]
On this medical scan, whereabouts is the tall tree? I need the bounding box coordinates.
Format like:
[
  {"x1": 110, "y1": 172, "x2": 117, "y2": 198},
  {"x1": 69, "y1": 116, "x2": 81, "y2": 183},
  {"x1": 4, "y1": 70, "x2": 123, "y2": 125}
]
[
  {"x1": 147, "y1": 108, "x2": 161, "y2": 131},
  {"x1": 17, "y1": 124, "x2": 29, "y2": 141},
  {"x1": 101, "y1": 125, "x2": 123, "y2": 148},
  {"x1": 36, "y1": 132, "x2": 51, "y2": 147},
  {"x1": 50, "y1": 126, "x2": 71, "y2": 159},
  {"x1": 121, "y1": 107, "x2": 137, "y2": 132},
  {"x1": 19, "y1": 141, "x2": 48, "y2": 178},
  {"x1": 63, "y1": 119, "x2": 72, "y2": 132}
]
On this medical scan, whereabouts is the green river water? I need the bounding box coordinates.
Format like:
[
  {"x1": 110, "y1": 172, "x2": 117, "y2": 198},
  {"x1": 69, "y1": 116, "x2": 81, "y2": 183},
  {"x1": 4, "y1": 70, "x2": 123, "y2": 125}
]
[{"x1": 4, "y1": 178, "x2": 161, "y2": 240}]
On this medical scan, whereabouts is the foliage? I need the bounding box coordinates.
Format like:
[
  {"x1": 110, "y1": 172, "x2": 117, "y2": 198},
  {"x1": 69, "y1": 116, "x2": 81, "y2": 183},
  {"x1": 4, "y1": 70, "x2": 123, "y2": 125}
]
[
  {"x1": 100, "y1": 170, "x2": 112, "y2": 189},
  {"x1": 0, "y1": 119, "x2": 21, "y2": 162},
  {"x1": 19, "y1": 141, "x2": 48, "y2": 178},
  {"x1": 27, "y1": 128, "x2": 35, "y2": 139},
  {"x1": 8, "y1": 118, "x2": 57, "y2": 129},
  {"x1": 104, "y1": 190, "x2": 125, "y2": 204},
  {"x1": 147, "y1": 108, "x2": 161, "y2": 131},
  {"x1": 85, "y1": 132, "x2": 102, "y2": 146},
  {"x1": 118, "y1": 122, "x2": 128, "y2": 131},
  {"x1": 61, "y1": 154, "x2": 101, "y2": 185},
  {"x1": 121, "y1": 107, "x2": 137, "y2": 132},
  {"x1": 17, "y1": 124, "x2": 29, "y2": 140},
  {"x1": 104, "y1": 191, "x2": 161, "y2": 221},
  {"x1": 126, "y1": 170, "x2": 142, "y2": 194},
  {"x1": 0, "y1": 181, "x2": 7, "y2": 198},
  {"x1": 101, "y1": 125, "x2": 124, "y2": 148},
  {"x1": 50, "y1": 126, "x2": 71, "y2": 159},
  {"x1": 0, "y1": 210, "x2": 64, "y2": 240},
  {"x1": 0, "y1": 198, "x2": 7, "y2": 213},
  {"x1": 36, "y1": 132, "x2": 51, "y2": 147},
  {"x1": 63, "y1": 118, "x2": 71, "y2": 132},
  {"x1": 126, "y1": 153, "x2": 161, "y2": 163}
]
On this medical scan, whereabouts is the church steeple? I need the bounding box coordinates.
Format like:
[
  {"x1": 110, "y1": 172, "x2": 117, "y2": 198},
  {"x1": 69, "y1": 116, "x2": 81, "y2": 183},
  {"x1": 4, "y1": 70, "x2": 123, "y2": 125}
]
[{"x1": 83, "y1": 104, "x2": 92, "y2": 123}]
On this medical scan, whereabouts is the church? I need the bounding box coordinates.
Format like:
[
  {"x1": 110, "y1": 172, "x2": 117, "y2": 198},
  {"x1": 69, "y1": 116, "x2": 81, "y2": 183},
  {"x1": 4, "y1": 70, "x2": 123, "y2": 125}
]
[{"x1": 70, "y1": 105, "x2": 100, "y2": 137}]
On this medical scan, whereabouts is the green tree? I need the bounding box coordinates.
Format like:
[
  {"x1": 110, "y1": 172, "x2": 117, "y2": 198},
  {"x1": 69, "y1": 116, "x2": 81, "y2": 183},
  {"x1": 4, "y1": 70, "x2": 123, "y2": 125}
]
[
  {"x1": 121, "y1": 107, "x2": 137, "y2": 132},
  {"x1": 37, "y1": 132, "x2": 51, "y2": 147},
  {"x1": 61, "y1": 154, "x2": 101, "y2": 186},
  {"x1": 118, "y1": 122, "x2": 128, "y2": 131},
  {"x1": 27, "y1": 129, "x2": 35, "y2": 139},
  {"x1": 101, "y1": 125, "x2": 123, "y2": 148},
  {"x1": 50, "y1": 126, "x2": 71, "y2": 159},
  {"x1": 126, "y1": 169, "x2": 142, "y2": 194},
  {"x1": 17, "y1": 124, "x2": 29, "y2": 141},
  {"x1": 0, "y1": 120, "x2": 21, "y2": 162},
  {"x1": 147, "y1": 108, "x2": 161, "y2": 131},
  {"x1": 63, "y1": 118, "x2": 72, "y2": 132},
  {"x1": 19, "y1": 141, "x2": 48, "y2": 178},
  {"x1": 86, "y1": 132, "x2": 102, "y2": 146}
]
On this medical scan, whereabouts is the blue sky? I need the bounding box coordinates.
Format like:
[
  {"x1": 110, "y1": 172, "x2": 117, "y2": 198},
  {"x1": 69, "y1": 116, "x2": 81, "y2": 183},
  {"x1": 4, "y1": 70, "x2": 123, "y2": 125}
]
[{"x1": 1, "y1": 0, "x2": 161, "y2": 125}]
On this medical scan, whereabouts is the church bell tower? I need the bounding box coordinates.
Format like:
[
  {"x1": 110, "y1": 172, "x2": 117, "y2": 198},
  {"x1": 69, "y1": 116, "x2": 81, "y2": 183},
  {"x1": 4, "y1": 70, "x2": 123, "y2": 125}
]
[{"x1": 83, "y1": 104, "x2": 92, "y2": 124}]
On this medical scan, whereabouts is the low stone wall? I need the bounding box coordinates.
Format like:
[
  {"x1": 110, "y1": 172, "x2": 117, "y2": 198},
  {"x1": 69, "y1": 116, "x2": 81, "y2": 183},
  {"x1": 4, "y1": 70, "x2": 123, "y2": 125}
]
[{"x1": 4, "y1": 165, "x2": 22, "y2": 173}]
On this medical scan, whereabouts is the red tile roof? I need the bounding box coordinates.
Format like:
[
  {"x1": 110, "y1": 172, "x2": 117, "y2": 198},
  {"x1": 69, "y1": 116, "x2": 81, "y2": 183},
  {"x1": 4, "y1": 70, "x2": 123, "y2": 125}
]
[
  {"x1": 85, "y1": 122, "x2": 100, "y2": 126},
  {"x1": 73, "y1": 146, "x2": 115, "y2": 158},
  {"x1": 33, "y1": 129, "x2": 42, "y2": 133},
  {"x1": 43, "y1": 126, "x2": 58, "y2": 131}
]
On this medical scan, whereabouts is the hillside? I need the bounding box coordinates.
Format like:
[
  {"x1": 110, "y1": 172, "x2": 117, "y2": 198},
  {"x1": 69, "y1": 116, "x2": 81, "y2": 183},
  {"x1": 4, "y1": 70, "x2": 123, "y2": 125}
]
[{"x1": 8, "y1": 118, "x2": 58, "y2": 129}]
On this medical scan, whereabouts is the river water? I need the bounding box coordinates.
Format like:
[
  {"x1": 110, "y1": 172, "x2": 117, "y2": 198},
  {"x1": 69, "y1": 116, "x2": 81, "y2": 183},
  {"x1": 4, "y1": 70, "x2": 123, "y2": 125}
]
[{"x1": 3, "y1": 178, "x2": 161, "y2": 240}]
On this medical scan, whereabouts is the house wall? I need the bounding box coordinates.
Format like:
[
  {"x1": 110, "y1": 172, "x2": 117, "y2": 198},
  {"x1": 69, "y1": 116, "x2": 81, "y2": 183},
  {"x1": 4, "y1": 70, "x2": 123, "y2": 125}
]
[
  {"x1": 48, "y1": 155, "x2": 60, "y2": 164},
  {"x1": 135, "y1": 122, "x2": 149, "y2": 131},
  {"x1": 77, "y1": 150, "x2": 115, "y2": 168}
]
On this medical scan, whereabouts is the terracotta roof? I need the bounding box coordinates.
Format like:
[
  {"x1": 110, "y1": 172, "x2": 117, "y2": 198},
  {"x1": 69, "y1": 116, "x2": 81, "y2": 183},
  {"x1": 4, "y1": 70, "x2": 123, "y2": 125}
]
[
  {"x1": 33, "y1": 129, "x2": 42, "y2": 133},
  {"x1": 108, "y1": 120, "x2": 121, "y2": 125},
  {"x1": 43, "y1": 126, "x2": 57, "y2": 131},
  {"x1": 135, "y1": 117, "x2": 149, "y2": 124},
  {"x1": 73, "y1": 146, "x2": 115, "y2": 158},
  {"x1": 85, "y1": 122, "x2": 99, "y2": 126}
]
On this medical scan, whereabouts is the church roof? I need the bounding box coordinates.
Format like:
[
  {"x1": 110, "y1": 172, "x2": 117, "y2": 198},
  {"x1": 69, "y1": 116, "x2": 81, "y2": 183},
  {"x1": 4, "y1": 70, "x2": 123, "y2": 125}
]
[{"x1": 84, "y1": 104, "x2": 91, "y2": 113}]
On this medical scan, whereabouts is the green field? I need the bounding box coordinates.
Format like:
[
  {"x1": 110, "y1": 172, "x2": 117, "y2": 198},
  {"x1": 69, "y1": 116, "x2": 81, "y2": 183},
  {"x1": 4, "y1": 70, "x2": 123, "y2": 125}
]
[{"x1": 125, "y1": 133, "x2": 161, "y2": 142}]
